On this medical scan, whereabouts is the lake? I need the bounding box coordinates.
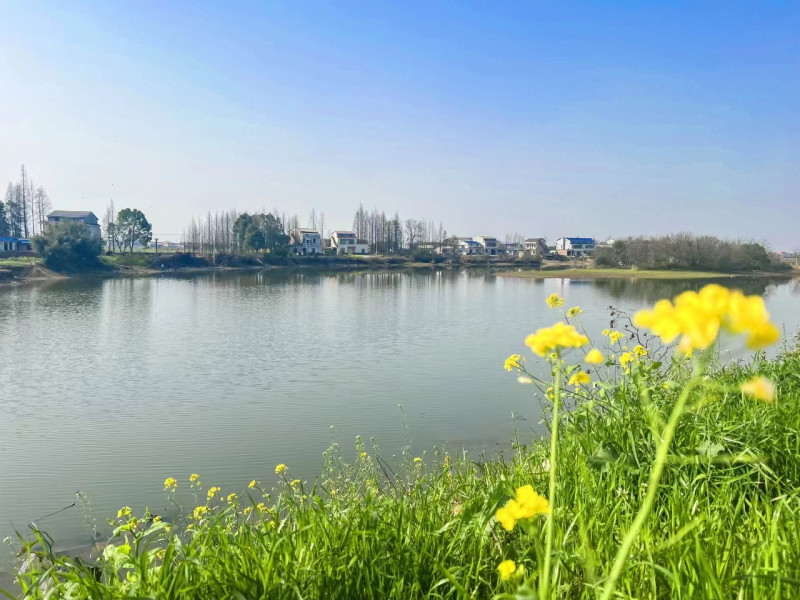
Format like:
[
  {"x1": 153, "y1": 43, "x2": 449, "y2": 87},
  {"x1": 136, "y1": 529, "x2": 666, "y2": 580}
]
[{"x1": 0, "y1": 270, "x2": 798, "y2": 577}]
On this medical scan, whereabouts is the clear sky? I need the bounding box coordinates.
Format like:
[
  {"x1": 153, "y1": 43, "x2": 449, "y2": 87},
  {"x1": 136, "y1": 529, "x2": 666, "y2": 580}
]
[{"x1": 1, "y1": 1, "x2": 798, "y2": 248}]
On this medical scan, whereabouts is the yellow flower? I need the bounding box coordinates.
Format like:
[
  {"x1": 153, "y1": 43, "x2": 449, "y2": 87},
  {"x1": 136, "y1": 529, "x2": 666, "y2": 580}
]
[
  {"x1": 504, "y1": 354, "x2": 522, "y2": 372},
  {"x1": 359, "y1": 452, "x2": 368, "y2": 460},
  {"x1": 524, "y1": 322, "x2": 589, "y2": 356},
  {"x1": 193, "y1": 506, "x2": 209, "y2": 520},
  {"x1": 256, "y1": 502, "x2": 266, "y2": 511},
  {"x1": 517, "y1": 375, "x2": 533, "y2": 384},
  {"x1": 584, "y1": 348, "x2": 604, "y2": 364},
  {"x1": 227, "y1": 493, "x2": 238, "y2": 504},
  {"x1": 164, "y1": 477, "x2": 177, "y2": 491},
  {"x1": 497, "y1": 559, "x2": 516, "y2": 580},
  {"x1": 602, "y1": 328, "x2": 611, "y2": 336},
  {"x1": 546, "y1": 293, "x2": 564, "y2": 309},
  {"x1": 568, "y1": 371, "x2": 591, "y2": 389},
  {"x1": 567, "y1": 306, "x2": 582, "y2": 317},
  {"x1": 275, "y1": 464, "x2": 288, "y2": 474},
  {"x1": 243, "y1": 507, "x2": 252, "y2": 516},
  {"x1": 413, "y1": 457, "x2": 422, "y2": 464},
  {"x1": 633, "y1": 345, "x2": 648, "y2": 357},
  {"x1": 633, "y1": 284, "x2": 779, "y2": 353},
  {"x1": 290, "y1": 479, "x2": 301, "y2": 487},
  {"x1": 117, "y1": 506, "x2": 132, "y2": 519},
  {"x1": 619, "y1": 352, "x2": 634, "y2": 370},
  {"x1": 607, "y1": 331, "x2": 625, "y2": 344},
  {"x1": 740, "y1": 377, "x2": 776, "y2": 403},
  {"x1": 248, "y1": 480, "x2": 256, "y2": 489},
  {"x1": 189, "y1": 473, "x2": 199, "y2": 483},
  {"x1": 207, "y1": 486, "x2": 221, "y2": 500},
  {"x1": 545, "y1": 386, "x2": 554, "y2": 400},
  {"x1": 662, "y1": 381, "x2": 671, "y2": 390},
  {"x1": 495, "y1": 485, "x2": 550, "y2": 532}
]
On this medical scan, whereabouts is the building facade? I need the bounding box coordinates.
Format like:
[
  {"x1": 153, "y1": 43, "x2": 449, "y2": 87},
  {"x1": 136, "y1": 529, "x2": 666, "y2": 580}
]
[
  {"x1": 473, "y1": 236, "x2": 499, "y2": 256},
  {"x1": 555, "y1": 237, "x2": 595, "y2": 257},
  {"x1": 330, "y1": 231, "x2": 369, "y2": 255},
  {"x1": 523, "y1": 238, "x2": 548, "y2": 258},
  {"x1": 289, "y1": 228, "x2": 322, "y2": 255},
  {"x1": 46, "y1": 211, "x2": 102, "y2": 238}
]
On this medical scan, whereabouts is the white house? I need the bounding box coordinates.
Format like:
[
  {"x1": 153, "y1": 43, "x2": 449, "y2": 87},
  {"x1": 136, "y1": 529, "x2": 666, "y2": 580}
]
[
  {"x1": 523, "y1": 238, "x2": 548, "y2": 258},
  {"x1": 555, "y1": 237, "x2": 595, "y2": 257},
  {"x1": 457, "y1": 238, "x2": 483, "y2": 255},
  {"x1": 46, "y1": 211, "x2": 102, "y2": 238},
  {"x1": 289, "y1": 228, "x2": 322, "y2": 255},
  {"x1": 330, "y1": 231, "x2": 369, "y2": 255},
  {"x1": 474, "y1": 235, "x2": 499, "y2": 256}
]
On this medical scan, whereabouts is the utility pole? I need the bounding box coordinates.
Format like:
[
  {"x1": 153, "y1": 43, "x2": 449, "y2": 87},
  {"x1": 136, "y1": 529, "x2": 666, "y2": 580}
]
[{"x1": 154, "y1": 238, "x2": 159, "y2": 254}]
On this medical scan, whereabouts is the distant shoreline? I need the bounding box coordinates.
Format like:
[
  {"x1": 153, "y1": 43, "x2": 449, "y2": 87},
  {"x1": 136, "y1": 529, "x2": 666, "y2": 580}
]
[{"x1": 2, "y1": 258, "x2": 796, "y2": 286}]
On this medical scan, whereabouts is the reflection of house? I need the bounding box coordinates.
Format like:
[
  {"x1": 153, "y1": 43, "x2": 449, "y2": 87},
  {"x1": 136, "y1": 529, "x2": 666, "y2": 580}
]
[
  {"x1": 523, "y1": 238, "x2": 548, "y2": 258},
  {"x1": 555, "y1": 237, "x2": 595, "y2": 257},
  {"x1": 330, "y1": 231, "x2": 369, "y2": 255},
  {"x1": 46, "y1": 211, "x2": 102, "y2": 237},
  {"x1": 289, "y1": 228, "x2": 322, "y2": 255},
  {"x1": 474, "y1": 235, "x2": 499, "y2": 256}
]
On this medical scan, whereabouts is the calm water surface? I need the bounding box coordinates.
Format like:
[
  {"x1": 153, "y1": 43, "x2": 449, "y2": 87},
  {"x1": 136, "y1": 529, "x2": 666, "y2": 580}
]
[{"x1": 1, "y1": 270, "x2": 798, "y2": 574}]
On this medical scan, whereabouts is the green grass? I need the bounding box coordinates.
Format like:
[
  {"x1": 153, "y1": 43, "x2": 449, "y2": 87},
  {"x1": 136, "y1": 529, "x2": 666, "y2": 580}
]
[
  {"x1": 9, "y1": 347, "x2": 800, "y2": 598},
  {"x1": 0, "y1": 257, "x2": 41, "y2": 268}
]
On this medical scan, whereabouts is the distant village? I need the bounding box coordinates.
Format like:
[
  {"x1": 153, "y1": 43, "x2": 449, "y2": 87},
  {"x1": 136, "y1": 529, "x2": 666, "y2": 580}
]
[{"x1": 0, "y1": 207, "x2": 606, "y2": 261}]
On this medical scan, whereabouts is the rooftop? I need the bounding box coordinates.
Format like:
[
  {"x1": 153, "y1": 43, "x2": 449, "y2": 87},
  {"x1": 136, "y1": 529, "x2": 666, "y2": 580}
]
[{"x1": 48, "y1": 210, "x2": 96, "y2": 219}]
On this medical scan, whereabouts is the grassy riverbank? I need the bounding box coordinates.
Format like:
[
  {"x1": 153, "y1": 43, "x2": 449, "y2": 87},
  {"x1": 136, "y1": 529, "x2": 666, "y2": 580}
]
[{"x1": 10, "y1": 289, "x2": 800, "y2": 598}]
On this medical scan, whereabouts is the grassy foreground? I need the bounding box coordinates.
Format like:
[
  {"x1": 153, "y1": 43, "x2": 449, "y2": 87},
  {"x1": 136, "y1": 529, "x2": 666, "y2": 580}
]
[{"x1": 9, "y1": 302, "x2": 800, "y2": 599}]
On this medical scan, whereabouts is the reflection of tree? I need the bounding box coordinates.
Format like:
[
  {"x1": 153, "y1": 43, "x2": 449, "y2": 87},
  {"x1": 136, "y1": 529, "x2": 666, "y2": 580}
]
[{"x1": 589, "y1": 277, "x2": 785, "y2": 305}]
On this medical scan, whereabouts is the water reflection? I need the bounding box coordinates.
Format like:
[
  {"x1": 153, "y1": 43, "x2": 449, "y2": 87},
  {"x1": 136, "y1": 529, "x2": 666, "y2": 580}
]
[{"x1": 0, "y1": 270, "x2": 797, "y2": 576}]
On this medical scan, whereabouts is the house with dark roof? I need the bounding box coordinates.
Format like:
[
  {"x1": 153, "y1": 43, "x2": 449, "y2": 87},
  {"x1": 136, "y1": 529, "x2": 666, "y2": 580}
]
[
  {"x1": 46, "y1": 211, "x2": 101, "y2": 238},
  {"x1": 555, "y1": 237, "x2": 595, "y2": 257},
  {"x1": 288, "y1": 228, "x2": 322, "y2": 255}
]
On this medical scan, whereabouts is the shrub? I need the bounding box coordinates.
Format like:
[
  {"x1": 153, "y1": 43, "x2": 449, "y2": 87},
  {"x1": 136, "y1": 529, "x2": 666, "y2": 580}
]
[{"x1": 32, "y1": 222, "x2": 104, "y2": 271}]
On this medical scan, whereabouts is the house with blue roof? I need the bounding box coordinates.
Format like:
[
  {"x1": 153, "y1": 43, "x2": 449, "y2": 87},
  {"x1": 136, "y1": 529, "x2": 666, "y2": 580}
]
[
  {"x1": 0, "y1": 236, "x2": 24, "y2": 253},
  {"x1": 555, "y1": 237, "x2": 595, "y2": 257}
]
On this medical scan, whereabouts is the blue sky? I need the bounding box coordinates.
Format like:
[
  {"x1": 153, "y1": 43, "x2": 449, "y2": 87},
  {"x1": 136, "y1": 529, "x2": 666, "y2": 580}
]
[{"x1": 1, "y1": 1, "x2": 798, "y2": 248}]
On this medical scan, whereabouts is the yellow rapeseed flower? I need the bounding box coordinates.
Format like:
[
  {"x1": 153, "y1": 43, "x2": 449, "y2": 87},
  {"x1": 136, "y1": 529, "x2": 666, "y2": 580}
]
[
  {"x1": 619, "y1": 352, "x2": 634, "y2": 371},
  {"x1": 227, "y1": 493, "x2": 238, "y2": 504},
  {"x1": 243, "y1": 507, "x2": 252, "y2": 516},
  {"x1": 633, "y1": 345, "x2": 648, "y2": 357},
  {"x1": 740, "y1": 377, "x2": 776, "y2": 403},
  {"x1": 525, "y1": 322, "x2": 589, "y2": 357},
  {"x1": 256, "y1": 502, "x2": 266, "y2": 511},
  {"x1": 567, "y1": 306, "x2": 582, "y2": 317},
  {"x1": 497, "y1": 559, "x2": 516, "y2": 580},
  {"x1": 152, "y1": 515, "x2": 162, "y2": 523},
  {"x1": 117, "y1": 506, "x2": 132, "y2": 520},
  {"x1": 275, "y1": 464, "x2": 288, "y2": 474},
  {"x1": 207, "y1": 486, "x2": 221, "y2": 500},
  {"x1": 546, "y1": 293, "x2": 564, "y2": 309},
  {"x1": 495, "y1": 485, "x2": 550, "y2": 532},
  {"x1": 504, "y1": 354, "x2": 522, "y2": 372},
  {"x1": 633, "y1": 284, "x2": 779, "y2": 353},
  {"x1": 584, "y1": 348, "x2": 604, "y2": 364},
  {"x1": 568, "y1": 371, "x2": 591, "y2": 389},
  {"x1": 248, "y1": 480, "x2": 256, "y2": 489},
  {"x1": 607, "y1": 331, "x2": 625, "y2": 344},
  {"x1": 164, "y1": 477, "x2": 177, "y2": 491},
  {"x1": 413, "y1": 457, "x2": 422, "y2": 464},
  {"x1": 193, "y1": 506, "x2": 209, "y2": 520},
  {"x1": 189, "y1": 473, "x2": 199, "y2": 483},
  {"x1": 290, "y1": 479, "x2": 301, "y2": 487}
]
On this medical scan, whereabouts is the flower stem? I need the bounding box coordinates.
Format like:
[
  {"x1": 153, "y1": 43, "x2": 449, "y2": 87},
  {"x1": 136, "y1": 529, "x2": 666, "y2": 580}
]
[
  {"x1": 540, "y1": 363, "x2": 561, "y2": 598},
  {"x1": 598, "y1": 375, "x2": 699, "y2": 600}
]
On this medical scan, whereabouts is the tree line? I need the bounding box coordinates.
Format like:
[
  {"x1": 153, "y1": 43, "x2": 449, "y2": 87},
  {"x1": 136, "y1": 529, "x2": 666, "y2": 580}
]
[
  {"x1": 0, "y1": 165, "x2": 52, "y2": 239},
  {"x1": 177, "y1": 204, "x2": 455, "y2": 256},
  {"x1": 594, "y1": 234, "x2": 789, "y2": 273}
]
